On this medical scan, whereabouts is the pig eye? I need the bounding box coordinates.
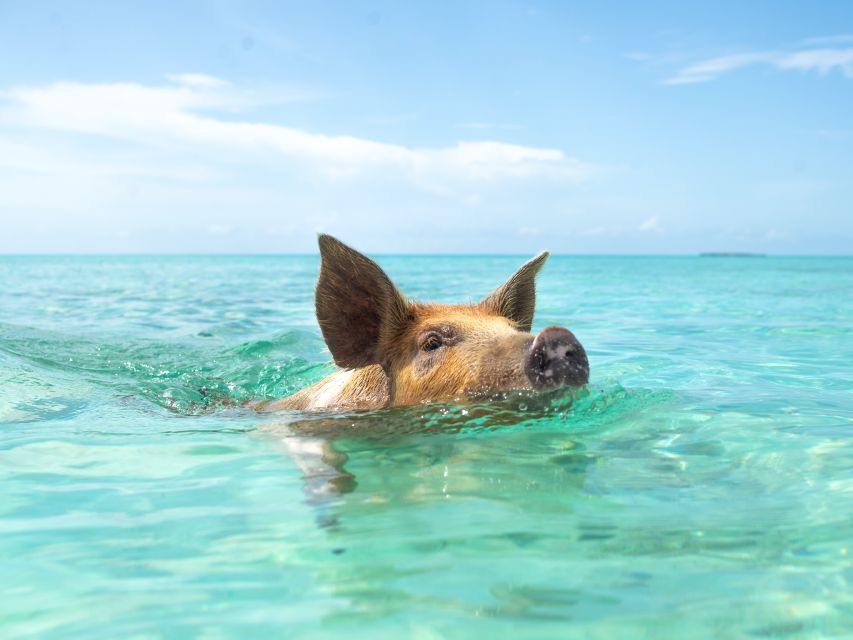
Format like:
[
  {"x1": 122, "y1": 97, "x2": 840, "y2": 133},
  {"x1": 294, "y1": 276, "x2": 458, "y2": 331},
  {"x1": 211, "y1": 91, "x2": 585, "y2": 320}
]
[{"x1": 421, "y1": 335, "x2": 443, "y2": 352}]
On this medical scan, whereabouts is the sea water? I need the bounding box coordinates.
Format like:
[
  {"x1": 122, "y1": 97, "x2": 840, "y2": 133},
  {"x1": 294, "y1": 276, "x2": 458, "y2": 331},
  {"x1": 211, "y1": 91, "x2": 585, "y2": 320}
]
[{"x1": 0, "y1": 254, "x2": 851, "y2": 639}]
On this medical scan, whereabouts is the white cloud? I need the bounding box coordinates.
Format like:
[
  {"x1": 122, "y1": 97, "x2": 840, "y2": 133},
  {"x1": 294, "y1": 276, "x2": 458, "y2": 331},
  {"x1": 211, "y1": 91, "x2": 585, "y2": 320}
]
[
  {"x1": 0, "y1": 75, "x2": 603, "y2": 252},
  {"x1": 167, "y1": 73, "x2": 230, "y2": 88},
  {"x1": 1, "y1": 76, "x2": 594, "y2": 184},
  {"x1": 664, "y1": 45, "x2": 853, "y2": 85},
  {"x1": 777, "y1": 48, "x2": 853, "y2": 75},
  {"x1": 665, "y1": 53, "x2": 774, "y2": 85}
]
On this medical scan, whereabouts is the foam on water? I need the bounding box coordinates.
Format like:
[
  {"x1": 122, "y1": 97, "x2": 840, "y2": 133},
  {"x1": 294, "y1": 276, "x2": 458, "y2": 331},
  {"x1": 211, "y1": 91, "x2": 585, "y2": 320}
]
[{"x1": 0, "y1": 254, "x2": 851, "y2": 639}]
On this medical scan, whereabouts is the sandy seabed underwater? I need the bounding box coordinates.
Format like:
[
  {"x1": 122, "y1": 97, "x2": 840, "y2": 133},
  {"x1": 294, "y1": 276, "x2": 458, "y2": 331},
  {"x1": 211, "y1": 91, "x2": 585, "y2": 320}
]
[{"x1": 1, "y1": 254, "x2": 852, "y2": 639}]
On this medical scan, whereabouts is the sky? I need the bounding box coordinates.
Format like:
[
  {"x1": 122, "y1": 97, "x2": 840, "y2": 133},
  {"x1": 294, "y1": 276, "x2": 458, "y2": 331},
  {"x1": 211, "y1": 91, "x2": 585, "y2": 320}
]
[{"x1": 1, "y1": 1, "x2": 852, "y2": 254}]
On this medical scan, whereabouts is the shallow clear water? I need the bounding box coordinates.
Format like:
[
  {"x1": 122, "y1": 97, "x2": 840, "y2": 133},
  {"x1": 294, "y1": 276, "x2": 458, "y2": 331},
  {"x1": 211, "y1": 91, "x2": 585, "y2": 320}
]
[{"x1": 1, "y1": 254, "x2": 851, "y2": 639}]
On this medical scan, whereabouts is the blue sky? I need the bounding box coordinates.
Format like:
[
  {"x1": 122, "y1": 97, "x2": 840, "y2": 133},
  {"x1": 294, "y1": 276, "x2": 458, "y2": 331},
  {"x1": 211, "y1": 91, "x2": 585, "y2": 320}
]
[{"x1": 1, "y1": 1, "x2": 852, "y2": 254}]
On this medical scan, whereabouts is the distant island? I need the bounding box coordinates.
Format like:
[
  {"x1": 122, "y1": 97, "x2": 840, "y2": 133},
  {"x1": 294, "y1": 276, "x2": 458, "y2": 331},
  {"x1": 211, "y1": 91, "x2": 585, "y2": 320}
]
[{"x1": 699, "y1": 252, "x2": 767, "y2": 257}]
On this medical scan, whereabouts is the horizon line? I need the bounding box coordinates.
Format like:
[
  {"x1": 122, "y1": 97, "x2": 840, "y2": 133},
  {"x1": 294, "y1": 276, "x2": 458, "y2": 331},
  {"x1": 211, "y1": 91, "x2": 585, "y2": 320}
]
[{"x1": 0, "y1": 252, "x2": 851, "y2": 258}]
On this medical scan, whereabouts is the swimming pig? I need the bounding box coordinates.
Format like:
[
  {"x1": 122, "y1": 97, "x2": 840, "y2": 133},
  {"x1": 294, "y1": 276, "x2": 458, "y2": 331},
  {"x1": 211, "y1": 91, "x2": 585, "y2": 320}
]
[{"x1": 267, "y1": 235, "x2": 588, "y2": 411}]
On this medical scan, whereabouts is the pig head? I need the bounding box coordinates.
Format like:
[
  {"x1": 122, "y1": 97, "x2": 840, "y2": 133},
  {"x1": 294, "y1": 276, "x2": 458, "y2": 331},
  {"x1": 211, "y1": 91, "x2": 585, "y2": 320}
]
[{"x1": 270, "y1": 235, "x2": 589, "y2": 411}]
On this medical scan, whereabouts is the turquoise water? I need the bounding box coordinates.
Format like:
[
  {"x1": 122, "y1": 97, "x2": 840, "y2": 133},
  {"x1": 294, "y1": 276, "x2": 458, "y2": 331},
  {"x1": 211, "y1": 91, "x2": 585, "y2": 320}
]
[{"x1": 1, "y1": 254, "x2": 852, "y2": 639}]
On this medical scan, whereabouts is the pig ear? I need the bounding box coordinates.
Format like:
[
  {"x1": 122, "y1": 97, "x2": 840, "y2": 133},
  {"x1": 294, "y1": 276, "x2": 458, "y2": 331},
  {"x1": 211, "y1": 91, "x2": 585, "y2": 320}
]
[
  {"x1": 481, "y1": 250, "x2": 550, "y2": 332},
  {"x1": 315, "y1": 234, "x2": 410, "y2": 369}
]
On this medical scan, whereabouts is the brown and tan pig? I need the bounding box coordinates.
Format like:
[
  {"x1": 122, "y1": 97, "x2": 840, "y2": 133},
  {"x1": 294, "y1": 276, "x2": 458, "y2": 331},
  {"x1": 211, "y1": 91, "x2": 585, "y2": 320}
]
[{"x1": 266, "y1": 235, "x2": 589, "y2": 412}]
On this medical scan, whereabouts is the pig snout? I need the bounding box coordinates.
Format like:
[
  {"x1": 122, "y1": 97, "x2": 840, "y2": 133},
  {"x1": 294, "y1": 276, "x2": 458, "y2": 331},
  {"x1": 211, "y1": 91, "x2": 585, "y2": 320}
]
[{"x1": 524, "y1": 326, "x2": 589, "y2": 388}]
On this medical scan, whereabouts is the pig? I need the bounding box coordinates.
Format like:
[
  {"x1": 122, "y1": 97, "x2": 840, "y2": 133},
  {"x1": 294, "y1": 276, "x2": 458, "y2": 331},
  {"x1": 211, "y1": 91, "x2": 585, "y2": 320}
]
[{"x1": 266, "y1": 234, "x2": 589, "y2": 412}]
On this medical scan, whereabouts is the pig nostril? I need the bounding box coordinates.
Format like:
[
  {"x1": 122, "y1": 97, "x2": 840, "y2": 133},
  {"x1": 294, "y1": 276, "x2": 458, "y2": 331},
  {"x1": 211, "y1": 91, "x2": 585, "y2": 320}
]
[{"x1": 545, "y1": 344, "x2": 574, "y2": 360}]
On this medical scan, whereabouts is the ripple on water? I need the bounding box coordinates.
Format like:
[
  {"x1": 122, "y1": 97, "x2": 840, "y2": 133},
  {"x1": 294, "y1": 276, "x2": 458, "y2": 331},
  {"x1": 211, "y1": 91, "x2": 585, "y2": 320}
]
[{"x1": 0, "y1": 255, "x2": 852, "y2": 638}]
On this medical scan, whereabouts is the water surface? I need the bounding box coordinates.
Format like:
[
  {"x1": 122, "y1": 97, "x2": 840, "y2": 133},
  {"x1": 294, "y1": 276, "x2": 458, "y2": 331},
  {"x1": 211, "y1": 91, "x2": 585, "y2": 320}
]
[{"x1": 1, "y1": 255, "x2": 851, "y2": 638}]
